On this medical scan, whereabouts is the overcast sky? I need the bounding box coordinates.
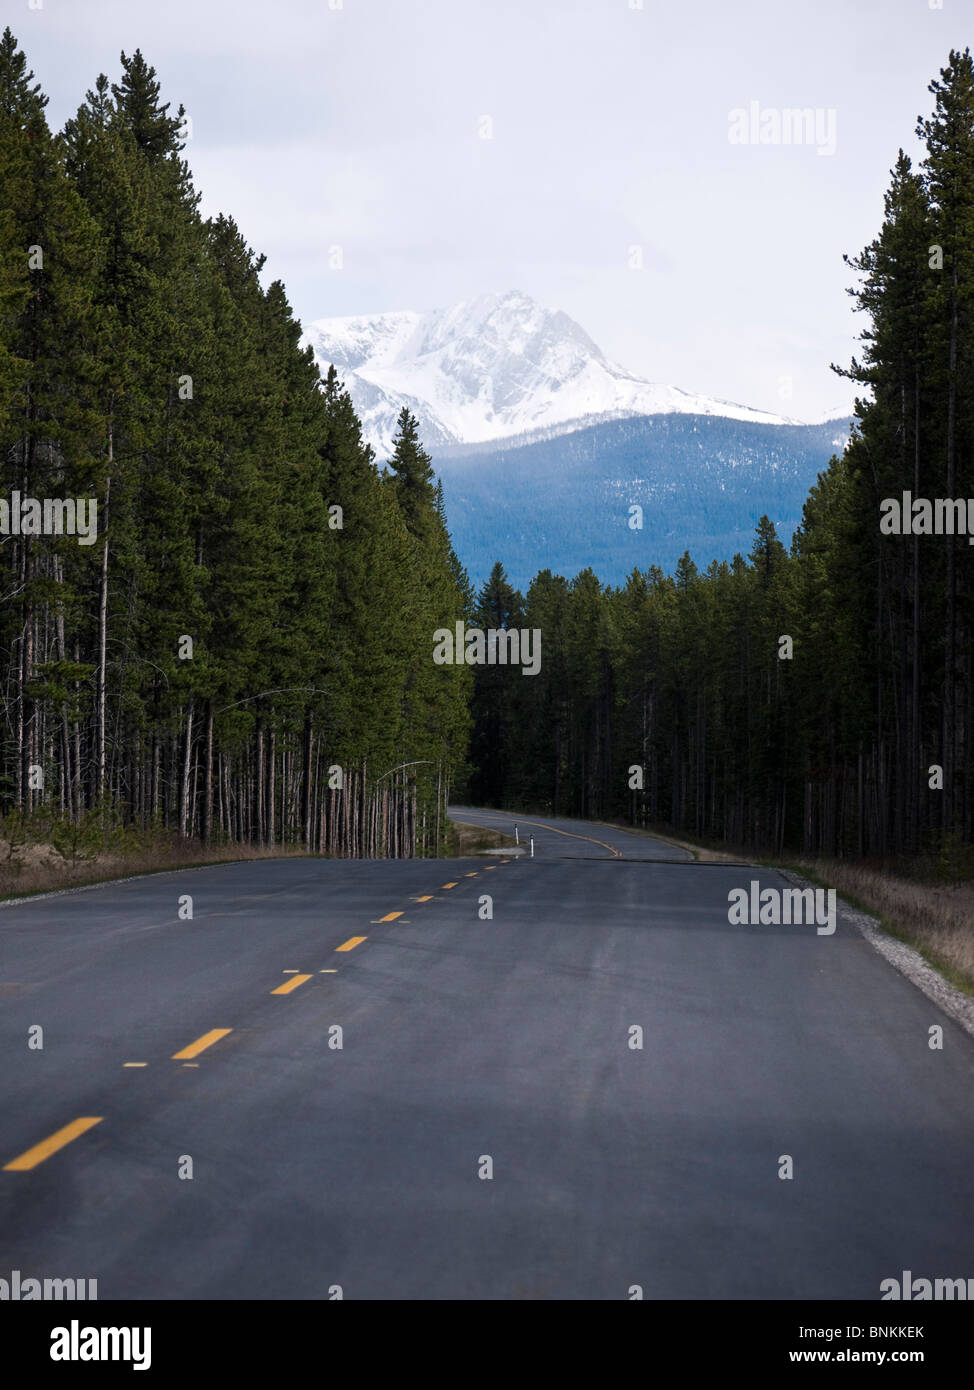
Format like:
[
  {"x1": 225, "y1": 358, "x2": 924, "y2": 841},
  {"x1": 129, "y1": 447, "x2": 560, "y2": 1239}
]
[{"x1": 15, "y1": 0, "x2": 970, "y2": 421}]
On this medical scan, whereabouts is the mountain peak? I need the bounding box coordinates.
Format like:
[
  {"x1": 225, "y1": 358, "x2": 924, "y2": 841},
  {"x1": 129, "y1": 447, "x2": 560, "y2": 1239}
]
[{"x1": 300, "y1": 292, "x2": 798, "y2": 456}]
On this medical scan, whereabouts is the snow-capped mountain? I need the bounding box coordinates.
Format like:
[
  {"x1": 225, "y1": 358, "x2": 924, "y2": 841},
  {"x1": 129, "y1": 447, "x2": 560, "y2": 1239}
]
[{"x1": 300, "y1": 290, "x2": 801, "y2": 458}]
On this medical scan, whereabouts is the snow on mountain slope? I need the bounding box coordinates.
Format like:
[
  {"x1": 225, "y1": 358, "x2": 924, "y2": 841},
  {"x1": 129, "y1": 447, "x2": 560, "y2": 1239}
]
[{"x1": 300, "y1": 290, "x2": 801, "y2": 458}]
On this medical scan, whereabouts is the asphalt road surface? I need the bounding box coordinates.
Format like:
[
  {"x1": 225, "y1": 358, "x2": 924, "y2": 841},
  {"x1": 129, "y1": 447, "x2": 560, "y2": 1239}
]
[{"x1": 1, "y1": 807, "x2": 973, "y2": 1300}]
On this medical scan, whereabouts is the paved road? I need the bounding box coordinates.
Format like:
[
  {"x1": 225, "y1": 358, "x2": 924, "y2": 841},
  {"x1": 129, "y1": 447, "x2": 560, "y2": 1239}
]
[
  {"x1": 1, "y1": 808, "x2": 973, "y2": 1300},
  {"x1": 450, "y1": 805, "x2": 697, "y2": 860}
]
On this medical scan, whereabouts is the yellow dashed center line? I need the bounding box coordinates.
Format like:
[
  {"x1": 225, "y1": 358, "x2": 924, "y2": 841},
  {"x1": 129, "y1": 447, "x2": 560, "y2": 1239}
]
[
  {"x1": 271, "y1": 973, "x2": 312, "y2": 995},
  {"x1": 4, "y1": 1117, "x2": 103, "y2": 1172},
  {"x1": 172, "y1": 1028, "x2": 233, "y2": 1061},
  {"x1": 5, "y1": 850, "x2": 525, "y2": 1180}
]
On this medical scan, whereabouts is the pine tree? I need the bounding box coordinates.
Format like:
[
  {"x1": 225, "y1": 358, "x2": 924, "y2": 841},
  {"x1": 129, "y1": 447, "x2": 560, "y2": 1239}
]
[
  {"x1": 387, "y1": 407, "x2": 437, "y2": 541},
  {"x1": 917, "y1": 48, "x2": 974, "y2": 841},
  {"x1": 0, "y1": 27, "x2": 102, "y2": 811}
]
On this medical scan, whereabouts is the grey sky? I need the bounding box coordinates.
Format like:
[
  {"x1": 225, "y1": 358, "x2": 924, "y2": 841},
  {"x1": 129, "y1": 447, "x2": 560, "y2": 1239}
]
[{"x1": 16, "y1": 0, "x2": 969, "y2": 420}]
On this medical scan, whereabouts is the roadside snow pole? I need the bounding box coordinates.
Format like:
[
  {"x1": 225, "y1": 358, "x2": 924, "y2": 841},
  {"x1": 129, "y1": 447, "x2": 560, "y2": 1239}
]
[{"x1": 530, "y1": 837, "x2": 534, "y2": 858}]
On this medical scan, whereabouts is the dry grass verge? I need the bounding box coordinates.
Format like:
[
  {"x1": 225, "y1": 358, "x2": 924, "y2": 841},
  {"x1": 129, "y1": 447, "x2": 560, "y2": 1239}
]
[
  {"x1": 0, "y1": 819, "x2": 517, "y2": 900},
  {"x1": 444, "y1": 820, "x2": 516, "y2": 857},
  {"x1": 768, "y1": 856, "x2": 974, "y2": 996},
  {"x1": 0, "y1": 838, "x2": 311, "y2": 902}
]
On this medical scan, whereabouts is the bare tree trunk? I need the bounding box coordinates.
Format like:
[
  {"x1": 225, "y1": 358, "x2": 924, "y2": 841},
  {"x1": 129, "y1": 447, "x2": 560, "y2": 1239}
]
[
  {"x1": 21, "y1": 548, "x2": 35, "y2": 811},
  {"x1": 96, "y1": 461, "x2": 112, "y2": 802},
  {"x1": 255, "y1": 718, "x2": 265, "y2": 846},
  {"x1": 152, "y1": 735, "x2": 161, "y2": 823},
  {"x1": 179, "y1": 702, "x2": 195, "y2": 838},
  {"x1": 203, "y1": 701, "x2": 214, "y2": 845},
  {"x1": 303, "y1": 713, "x2": 314, "y2": 851},
  {"x1": 267, "y1": 727, "x2": 276, "y2": 846},
  {"x1": 943, "y1": 262, "x2": 958, "y2": 838}
]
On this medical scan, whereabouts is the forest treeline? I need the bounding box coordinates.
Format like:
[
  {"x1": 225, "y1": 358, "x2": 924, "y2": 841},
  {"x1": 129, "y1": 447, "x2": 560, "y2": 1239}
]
[
  {"x1": 465, "y1": 49, "x2": 974, "y2": 861},
  {"x1": 0, "y1": 30, "x2": 470, "y2": 857}
]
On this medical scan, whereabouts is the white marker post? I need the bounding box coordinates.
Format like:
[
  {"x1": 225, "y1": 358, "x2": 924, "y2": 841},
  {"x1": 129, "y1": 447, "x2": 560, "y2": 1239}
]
[
  {"x1": 515, "y1": 825, "x2": 519, "y2": 845},
  {"x1": 530, "y1": 837, "x2": 534, "y2": 858}
]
